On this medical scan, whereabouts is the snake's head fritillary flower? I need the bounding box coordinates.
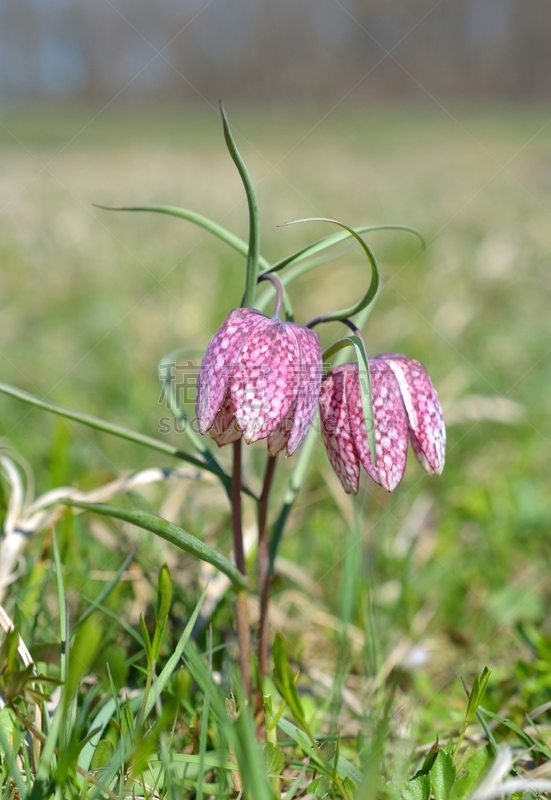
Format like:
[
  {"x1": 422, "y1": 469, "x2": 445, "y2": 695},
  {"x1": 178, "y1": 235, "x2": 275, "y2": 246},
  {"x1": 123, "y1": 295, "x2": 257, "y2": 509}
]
[
  {"x1": 319, "y1": 355, "x2": 445, "y2": 494},
  {"x1": 196, "y1": 308, "x2": 322, "y2": 456}
]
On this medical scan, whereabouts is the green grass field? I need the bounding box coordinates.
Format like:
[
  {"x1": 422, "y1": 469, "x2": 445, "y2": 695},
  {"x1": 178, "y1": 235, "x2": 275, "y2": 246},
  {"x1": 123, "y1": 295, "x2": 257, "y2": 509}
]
[{"x1": 1, "y1": 104, "x2": 551, "y2": 798}]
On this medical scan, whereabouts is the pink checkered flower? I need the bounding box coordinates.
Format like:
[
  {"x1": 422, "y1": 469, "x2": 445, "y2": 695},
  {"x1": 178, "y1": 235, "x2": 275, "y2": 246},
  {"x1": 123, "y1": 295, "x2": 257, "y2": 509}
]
[
  {"x1": 319, "y1": 355, "x2": 445, "y2": 494},
  {"x1": 196, "y1": 308, "x2": 322, "y2": 456}
]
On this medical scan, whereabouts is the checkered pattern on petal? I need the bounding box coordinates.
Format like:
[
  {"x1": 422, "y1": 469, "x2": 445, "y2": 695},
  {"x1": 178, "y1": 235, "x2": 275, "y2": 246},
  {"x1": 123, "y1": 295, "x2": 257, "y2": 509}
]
[
  {"x1": 319, "y1": 365, "x2": 360, "y2": 494},
  {"x1": 347, "y1": 360, "x2": 409, "y2": 492},
  {"x1": 378, "y1": 354, "x2": 446, "y2": 475},
  {"x1": 286, "y1": 325, "x2": 323, "y2": 455},
  {"x1": 196, "y1": 308, "x2": 265, "y2": 434},
  {"x1": 230, "y1": 319, "x2": 300, "y2": 444}
]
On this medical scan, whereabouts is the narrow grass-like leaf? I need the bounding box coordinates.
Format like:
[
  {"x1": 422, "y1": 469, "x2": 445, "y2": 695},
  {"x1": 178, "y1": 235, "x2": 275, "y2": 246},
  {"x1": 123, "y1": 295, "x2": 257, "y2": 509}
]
[
  {"x1": 182, "y1": 642, "x2": 272, "y2": 799},
  {"x1": 89, "y1": 740, "x2": 114, "y2": 771},
  {"x1": 277, "y1": 717, "x2": 362, "y2": 784},
  {"x1": 278, "y1": 218, "x2": 379, "y2": 324},
  {"x1": 0, "y1": 724, "x2": 28, "y2": 799},
  {"x1": 51, "y1": 532, "x2": 67, "y2": 687},
  {"x1": 220, "y1": 103, "x2": 260, "y2": 308},
  {"x1": 465, "y1": 667, "x2": 491, "y2": 725},
  {"x1": 139, "y1": 614, "x2": 153, "y2": 667},
  {"x1": 64, "y1": 614, "x2": 103, "y2": 704},
  {"x1": 265, "y1": 223, "x2": 424, "y2": 274},
  {"x1": 77, "y1": 697, "x2": 132, "y2": 772},
  {"x1": 477, "y1": 707, "x2": 540, "y2": 752},
  {"x1": 272, "y1": 633, "x2": 308, "y2": 732},
  {"x1": 142, "y1": 586, "x2": 208, "y2": 719},
  {"x1": 66, "y1": 501, "x2": 247, "y2": 591},
  {"x1": 78, "y1": 595, "x2": 143, "y2": 646},
  {"x1": 475, "y1": 710, "x2": 498, "y2": 758},
  {"x1": 196, "y1": 690, "x2": 211, "y2": 800},
  {"x1": 151, "y1": 563, "x2": 173, "y2": 663},
  {"x1": 74, "y1": 548, "x2": 136, "y2": 631},
  {"x1": 147, "y1": 753, "x2": 238, "y2": 771},
  {"x1": 93, "y1": 203, "x2": 271, "y2": 272},
  {"x1": 232, "y1": 701, "x2": 275, "y2": 800},
  {"x1": 453, "y1": 667, "x2": 492, "y2": 760},
  {"x1": 0, "y1": 381, "x2": 232, "y2": 487}
]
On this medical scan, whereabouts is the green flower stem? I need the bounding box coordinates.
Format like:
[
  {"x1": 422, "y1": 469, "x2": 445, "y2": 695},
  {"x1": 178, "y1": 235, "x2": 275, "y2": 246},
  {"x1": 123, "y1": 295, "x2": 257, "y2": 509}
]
[{"x1": 258, "y1": 273, "x2": 283, "y2": 319}]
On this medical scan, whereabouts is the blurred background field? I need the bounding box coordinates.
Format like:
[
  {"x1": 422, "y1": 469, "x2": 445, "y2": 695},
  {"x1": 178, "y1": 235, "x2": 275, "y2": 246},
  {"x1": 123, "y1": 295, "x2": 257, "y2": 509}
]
[{"x1": 2, "y1": 102, "x2": 551, "y2": 743}]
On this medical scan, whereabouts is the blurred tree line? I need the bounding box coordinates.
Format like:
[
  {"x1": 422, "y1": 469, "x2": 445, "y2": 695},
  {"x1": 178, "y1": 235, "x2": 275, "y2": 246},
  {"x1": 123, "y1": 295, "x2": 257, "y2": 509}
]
[{"x1": 0, "y1": 0, "x2": 549, "y2": 103}]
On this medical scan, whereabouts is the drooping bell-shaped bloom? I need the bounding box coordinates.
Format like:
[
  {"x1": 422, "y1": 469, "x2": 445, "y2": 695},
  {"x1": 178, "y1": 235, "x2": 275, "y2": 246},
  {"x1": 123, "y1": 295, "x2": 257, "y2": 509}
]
[
  {"x1": 196, "y1": 308, "x2": 322, "y2": 456},
  {"x1": 319, "y1": 354, "x2": 445, "y2": 494}
]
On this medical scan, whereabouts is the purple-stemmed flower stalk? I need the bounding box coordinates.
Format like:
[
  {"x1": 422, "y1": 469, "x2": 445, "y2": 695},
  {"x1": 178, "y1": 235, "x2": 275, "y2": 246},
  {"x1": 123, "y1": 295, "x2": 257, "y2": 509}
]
[
  {"x1": 196, "y1": 307, "x2": 322, "y2": 456},
  {"x1": 319, "y1": 354, "x2": 445, "y2": 494}
]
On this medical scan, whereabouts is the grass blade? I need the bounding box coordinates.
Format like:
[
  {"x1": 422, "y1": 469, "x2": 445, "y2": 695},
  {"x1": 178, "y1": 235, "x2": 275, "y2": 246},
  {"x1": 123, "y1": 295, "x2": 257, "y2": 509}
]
[
  {"x1": 142, "y1": 586, "x2": 208, "y2": 720},
  {"x1": 66, "y1": 501, "x2": 247, "y2": 591},
  {"x1": 0, "y1": 724, "x2": 28, "y2": 799},
  {"x1": 74, "y1": 548, "x2": 136, "y2": 631}
]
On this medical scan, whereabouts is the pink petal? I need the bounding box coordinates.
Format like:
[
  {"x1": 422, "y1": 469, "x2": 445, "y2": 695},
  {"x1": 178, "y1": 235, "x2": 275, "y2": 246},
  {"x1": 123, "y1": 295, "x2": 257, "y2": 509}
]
[
  {"x1": 285, "y1": 325, "x2": 323, "y2": 455},
  {"x1": 319, "y1": 365, "x2": 360, "y2": 494},
  {"x1": 267, "y1": 404, "x2": 295, "y2": 456},
  {"x1": 230, "y1": 319, "x2": 299, "y2": 444},
  {"x1": 196, "y1": 308, "x2": 265, "y2": 434},
  {"x1": 378, "y1": 354, "x2": 446, "y2": 475},
  {"x1": 347, "y1": 360, "x2": 409, "y2": 492},
  {"x1": 209, "y1": 397, "x2": 242, "y2": 447}
]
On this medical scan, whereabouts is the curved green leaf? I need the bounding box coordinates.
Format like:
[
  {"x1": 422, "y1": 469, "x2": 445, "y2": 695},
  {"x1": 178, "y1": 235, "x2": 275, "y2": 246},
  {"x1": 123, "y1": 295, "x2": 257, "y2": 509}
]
[
  {"x1": 93, "y1": 203, "x2": 270, "y2": 272},
  {"x1": 277, "y1": 218, "x2": 380, "y2": 324},
  {"x1": 219, "y1": 104, "x2": 261, "y2": 307},
  {"x1": 264, "y1": 223, "x2": 423, "y2": 275},
  {"x1": 0, "y1": 381, "x2": 232, "y2": 488},
  {"x1": 67, "y1": 501, "x2": 247, "y2": 591}
]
